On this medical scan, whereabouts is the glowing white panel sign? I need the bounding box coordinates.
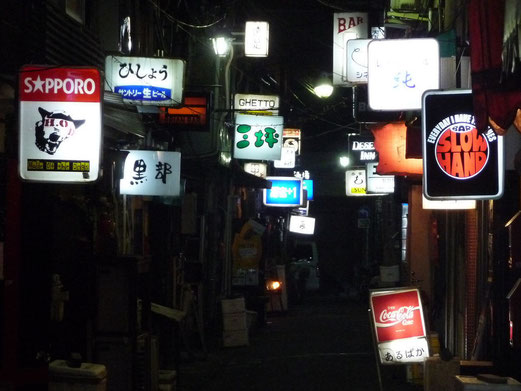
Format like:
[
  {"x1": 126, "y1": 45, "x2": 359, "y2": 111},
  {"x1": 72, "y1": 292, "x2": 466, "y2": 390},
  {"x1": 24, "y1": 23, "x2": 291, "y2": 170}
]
[
  {"x1": 289, "y1": 215, "x2": 316, "y2": 235},
  {"x1": 367, "y1": 38, "x2": 440, "y2": 110},
  {"x1": 274, "y1": 147, "x2": 296, "y2": 168},
  {"x1": 244, "y1": 162, "x2": 267, "y2": 178},
  {"x1": 346, "y1": 169, "x2": 366, "y2": 196},
  {"x1": 19, "y1": 66, "x2": 102, "y2": 183},
  {"x1": 245, "y1": 21, "x2": 269, "y2": 57},
  {"x1": 234, "y1": 93, "x2": 279, "y2": 113},
  {"x1": 346, "y1": 39, "x2": 371, "y2": 83},
  {"x1": 333, "y1": 12, "x2": 369, "y2": 86},
  {"x1": 422, "y1": 196, "x2": 476, "y2": 210},
  {"x1": 120, "y1": 150, "x2": 181, "y2": 196},
  {"x1": 366, "y1": 163, "x2": 395, "y2": 193},
  {"x1": 234, "y1": 114, "x2": 283, "y2": 161},
  {"x1": 105, "y1": 56, "x2": 185, "y2": 106}
]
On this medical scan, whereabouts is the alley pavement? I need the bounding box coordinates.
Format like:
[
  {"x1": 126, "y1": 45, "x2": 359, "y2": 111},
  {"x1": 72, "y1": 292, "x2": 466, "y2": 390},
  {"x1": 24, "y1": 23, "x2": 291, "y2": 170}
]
[{"x1": 175, "y1": 292, "x2": 424, "y2": 391}]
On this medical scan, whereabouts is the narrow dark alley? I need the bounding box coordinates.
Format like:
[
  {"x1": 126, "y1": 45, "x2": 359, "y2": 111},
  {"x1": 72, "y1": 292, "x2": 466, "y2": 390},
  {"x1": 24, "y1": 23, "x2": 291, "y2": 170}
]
[{"x1": 177, "y1": 292, "x2": 421, "y2": 391}]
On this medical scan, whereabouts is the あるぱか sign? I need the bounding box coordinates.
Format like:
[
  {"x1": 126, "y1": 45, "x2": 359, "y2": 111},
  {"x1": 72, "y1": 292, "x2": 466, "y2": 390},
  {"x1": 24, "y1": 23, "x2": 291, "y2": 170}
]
[
  {"x1": 422, "y1": 90, "x2": 504, "y2": 199},
  {"x1": 18, "y1": 65, "x2": 102, "y2": 183}
]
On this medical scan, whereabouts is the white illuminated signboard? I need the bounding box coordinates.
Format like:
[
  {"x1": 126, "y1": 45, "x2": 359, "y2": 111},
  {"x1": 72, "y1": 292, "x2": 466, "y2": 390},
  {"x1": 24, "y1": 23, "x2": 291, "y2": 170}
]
[
  {"x1": 19, "y1": 65, "x2": 102, "y2": 183},
  {"x1": 234, "y1": 93, "x2": 279, "y2": 114},
  {"x1": 283, "y1": 128, "x2": 301, "y2": 155},
  {"x1": 243, "y1": 162, "x2": 267, "y2": 178},
  {"x1": 245, "y1": 21, "x2": 269, "y2": 57},
  {"x1": 422, "y1": 196, "x2": 476, "y2": 210},
  {"x1": 367, "y1": 163, "x2": 395, "y2": 194},
  {"x1": 289, "y1": 215, "x2": 316, "y2": 235},
  {"x1": 120, "y1": 150, "x2": 181, "y2": 196},
  {"x1": 346, "y1": 39, "x2": 371, "y2": 84},
  {"x1": 346, "y1": 169, "x2": 366, "y2": 196},
  {"x1": 274, "y1": 147, "x2": 296, "y2": 168},
  {"x1": 105, "y1": 56, "x2": 185, "y2": 106},
  {"x1": 333, "y1": 12, "x2": 369, "y2": 86},
  {"x1": 368, "y1": 38, "x2": 440, "y2": 111},
  {"x1": 233, "y1": 113, "x2": 283, "y2": 161}
]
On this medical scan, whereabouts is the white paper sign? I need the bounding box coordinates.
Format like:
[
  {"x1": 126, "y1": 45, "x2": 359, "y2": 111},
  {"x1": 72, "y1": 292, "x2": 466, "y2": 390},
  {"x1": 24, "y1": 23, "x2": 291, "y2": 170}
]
[
  {"x1": 105, "y1": 56, "x2": 185, "y2": 106},
  {"x1": 120, "y1": 150, "x2": 181, "y2": 196},
  {"x1": 368, "y1": 38, "x2": 440, "y2": 110},
  {"x1": 234, "y1": 114, "x2": 283, "y2": 161},
  {"x1": 333, "y1": 12, "x2": 369, "y2": 86}
]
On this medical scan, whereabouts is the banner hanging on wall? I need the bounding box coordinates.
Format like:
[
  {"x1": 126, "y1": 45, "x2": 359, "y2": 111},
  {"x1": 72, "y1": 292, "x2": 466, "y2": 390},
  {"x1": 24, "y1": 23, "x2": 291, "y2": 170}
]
[
  {"x1": 422, "y1": 89, "x2": 504, "y2": 200},
  {"x1": 18, "y1": 65, "x2": 102, "y2": 183}
]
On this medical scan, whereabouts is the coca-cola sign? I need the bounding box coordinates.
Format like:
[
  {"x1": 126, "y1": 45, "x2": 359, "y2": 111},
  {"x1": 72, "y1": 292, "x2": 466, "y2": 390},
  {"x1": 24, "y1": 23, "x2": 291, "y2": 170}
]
[{"x1": 370, "y1": 288, "x2": 426, "y2": 343}]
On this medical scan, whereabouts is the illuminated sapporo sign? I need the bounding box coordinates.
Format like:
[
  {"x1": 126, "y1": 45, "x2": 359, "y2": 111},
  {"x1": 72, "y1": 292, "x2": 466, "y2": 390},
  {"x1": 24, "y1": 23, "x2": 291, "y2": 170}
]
[
  {"x1": 422, "y1": 90, "x2": 504, "y2": 200},
  {"x1": 18, "y1": 65, "x2": 102, "y2": 183}
]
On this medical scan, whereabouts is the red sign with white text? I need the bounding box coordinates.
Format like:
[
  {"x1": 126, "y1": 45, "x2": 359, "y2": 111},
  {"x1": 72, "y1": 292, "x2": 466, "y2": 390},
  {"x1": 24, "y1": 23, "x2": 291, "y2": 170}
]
[
  {"x1": 20, "y1": 66, "x2": 101, "y2": 102},
  {"x1": 370, "y1": 289, "x2": 426, "y2": 343}
]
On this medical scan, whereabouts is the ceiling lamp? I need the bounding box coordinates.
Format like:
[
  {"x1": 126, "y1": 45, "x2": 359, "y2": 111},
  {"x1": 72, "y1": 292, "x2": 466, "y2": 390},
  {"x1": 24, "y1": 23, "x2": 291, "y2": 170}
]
[{"x1": 313, "y1": 74, "x2": 334, "y2": 98}]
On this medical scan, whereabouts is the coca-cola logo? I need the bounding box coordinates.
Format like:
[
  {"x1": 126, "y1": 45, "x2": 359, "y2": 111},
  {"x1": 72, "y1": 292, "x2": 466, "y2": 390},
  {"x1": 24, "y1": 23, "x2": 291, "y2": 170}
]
[{"x1": 375, "y1": 305, "x2": 419, "y2": 328}]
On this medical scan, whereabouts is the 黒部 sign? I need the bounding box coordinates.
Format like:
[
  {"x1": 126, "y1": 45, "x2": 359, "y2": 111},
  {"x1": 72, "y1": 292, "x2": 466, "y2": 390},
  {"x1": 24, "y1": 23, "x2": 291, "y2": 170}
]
[
  {"x1": 422, "y1": 90, "x2": 504, "y2": 200},
  {"x1": 370, "y1": 288, "x2": 429, "y2": 364},
  {"x1": 18, "y1": 65, "x2": 102, "y2": 183}
]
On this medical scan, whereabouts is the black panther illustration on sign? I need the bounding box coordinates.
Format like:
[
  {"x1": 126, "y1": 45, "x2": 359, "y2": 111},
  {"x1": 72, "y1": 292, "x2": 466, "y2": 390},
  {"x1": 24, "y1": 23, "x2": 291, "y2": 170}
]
[{"x1": 35, "y1": 107, "x2": 85, "y2": 155}]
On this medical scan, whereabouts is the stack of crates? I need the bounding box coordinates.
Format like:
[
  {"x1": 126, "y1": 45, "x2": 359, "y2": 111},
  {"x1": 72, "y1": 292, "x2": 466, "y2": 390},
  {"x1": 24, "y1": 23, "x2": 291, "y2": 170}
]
[{"x1": 221, "y1": 297, "x2": 249, "y2": 347}]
